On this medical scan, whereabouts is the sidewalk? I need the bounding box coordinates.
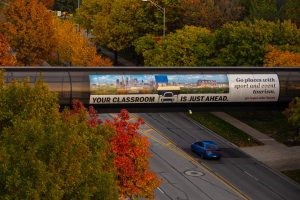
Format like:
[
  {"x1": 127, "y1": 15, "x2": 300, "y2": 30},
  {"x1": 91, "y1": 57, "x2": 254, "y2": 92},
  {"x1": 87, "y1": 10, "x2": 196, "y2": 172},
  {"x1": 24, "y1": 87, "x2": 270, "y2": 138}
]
[
  {"x1": 212, "y1": 112, "x2": 300, "y2": 171},
  {"x1": 99, "y1": 47, "x2": 136, "y2": 66}
]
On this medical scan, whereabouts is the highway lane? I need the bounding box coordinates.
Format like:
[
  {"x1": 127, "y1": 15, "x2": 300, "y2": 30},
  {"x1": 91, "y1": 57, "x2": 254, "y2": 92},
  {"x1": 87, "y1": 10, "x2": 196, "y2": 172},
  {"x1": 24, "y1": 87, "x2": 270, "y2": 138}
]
[
  {"x1": 100, "y1": 113, "x2": 244, "y2": 200},
  {"x1": 136, "y1": 112, "x2": 300, "y2": 200}
]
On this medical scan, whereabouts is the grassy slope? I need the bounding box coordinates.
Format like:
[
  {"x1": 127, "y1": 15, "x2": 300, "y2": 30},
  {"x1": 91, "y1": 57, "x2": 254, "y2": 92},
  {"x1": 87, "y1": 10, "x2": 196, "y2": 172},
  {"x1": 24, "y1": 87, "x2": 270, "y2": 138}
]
[
  {"x1": 282, "y1": 169, "x2": 300, "y2": 185},
  {"x1": 188, "y1": 112, "x2": 262, "y2": 147},
  {"x1": 228, "y1": 111, "x2": 300, "y2": 146}
]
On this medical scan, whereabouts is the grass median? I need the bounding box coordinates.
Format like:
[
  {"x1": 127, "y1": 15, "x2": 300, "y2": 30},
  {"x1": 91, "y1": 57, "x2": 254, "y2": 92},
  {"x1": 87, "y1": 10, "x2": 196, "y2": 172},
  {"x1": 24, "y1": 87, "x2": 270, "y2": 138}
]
[
  {"x1": 227, "y1": 111, "x2": 300, "y2": 146},
  {"x1": 188, "y1": 112, "x2": 262, "y2": 147},
  {"x1": 282, "y1": 169, "x2": 300, "y2": 184}
]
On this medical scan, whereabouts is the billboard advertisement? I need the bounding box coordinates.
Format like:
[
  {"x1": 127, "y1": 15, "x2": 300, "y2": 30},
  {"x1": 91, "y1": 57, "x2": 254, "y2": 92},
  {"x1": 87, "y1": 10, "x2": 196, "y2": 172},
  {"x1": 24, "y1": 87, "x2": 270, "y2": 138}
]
[{"x1": 89, "y1": 74, "x2": 279, "y2": 104}]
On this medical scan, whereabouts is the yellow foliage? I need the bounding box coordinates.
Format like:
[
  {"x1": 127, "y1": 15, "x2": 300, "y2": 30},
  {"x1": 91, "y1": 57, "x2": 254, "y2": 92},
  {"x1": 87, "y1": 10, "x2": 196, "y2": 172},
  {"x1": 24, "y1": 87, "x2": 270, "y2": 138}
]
[
  {"x1": 52, "y1": 18, "x2": 112, "y2": 66},
  {"x1": 2, "y1": 0, "x2": 56, "y2": 66},
  {"x1": 88, "y1": 55, "x2": 112, "y2": 67},
  {"x1": 264, "y1": 46, "x2": 300, "y2": 67},
  {"x1": 0, "y1": 34, "x2": 17, "y2": 66}
]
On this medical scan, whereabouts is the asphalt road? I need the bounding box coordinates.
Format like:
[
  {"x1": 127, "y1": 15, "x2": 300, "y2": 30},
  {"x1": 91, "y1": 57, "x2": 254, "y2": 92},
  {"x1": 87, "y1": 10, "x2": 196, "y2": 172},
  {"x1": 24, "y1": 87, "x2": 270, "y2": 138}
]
[
  {"x1": 136, "y1": 112, "x2": 300, "y2": 200},
  {"x1": 100, "y1": 113, "x2": 244, "y2": 200}
]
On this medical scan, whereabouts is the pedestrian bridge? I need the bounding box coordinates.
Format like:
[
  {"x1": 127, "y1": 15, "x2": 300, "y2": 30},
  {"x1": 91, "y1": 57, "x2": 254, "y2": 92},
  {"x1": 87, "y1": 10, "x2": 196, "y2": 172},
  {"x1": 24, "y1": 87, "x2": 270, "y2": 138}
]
[{"x1": 1, "y1": 67, "x2": 299, "y2": 112}]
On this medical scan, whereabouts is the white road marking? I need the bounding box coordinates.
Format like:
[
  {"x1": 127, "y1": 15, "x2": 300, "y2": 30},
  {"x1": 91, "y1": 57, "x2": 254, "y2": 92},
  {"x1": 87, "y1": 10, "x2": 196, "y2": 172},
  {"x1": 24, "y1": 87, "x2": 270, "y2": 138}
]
[
  {"x1": 159, "y1": 114, "x2": 169, "y2": 122},
  {"x1": 244, "y1": 171, "x2": 259, "y2": 181},
  {"x1": 157, "y1": 187, "x2": 165, "y2": 194}
]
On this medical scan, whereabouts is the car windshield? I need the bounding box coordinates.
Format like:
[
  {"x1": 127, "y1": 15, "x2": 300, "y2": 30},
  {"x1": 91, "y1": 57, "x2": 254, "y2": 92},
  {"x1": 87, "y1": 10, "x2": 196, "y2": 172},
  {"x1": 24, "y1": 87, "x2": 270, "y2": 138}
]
[
  {"x1": 164, "y1": 92, "x2": 173, "y2": 97},
  {"x1": 206, "y1": 144, "x2": 218, "y2": 150}
]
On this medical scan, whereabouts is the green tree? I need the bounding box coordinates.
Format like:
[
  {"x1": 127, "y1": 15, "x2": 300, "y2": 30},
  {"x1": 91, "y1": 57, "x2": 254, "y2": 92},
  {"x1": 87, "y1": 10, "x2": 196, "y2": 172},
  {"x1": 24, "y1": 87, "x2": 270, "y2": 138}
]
[
  {"x1": 135, "y1": 26, "x2": 214, "y2": 66},
  {"x1": 91, "y1": 0, "x2": 138, "y2": 55},
  {"x1": 136, "y1": 20, "x2": 299, "y2": 67},
  {"x1": 53, "y1": 0, "x2": 77, "y2": 13},
  {"x1": 248, "y1": 0, "x2": 279, "y2": 21},
  {"x1": 214, "y1": 20, "x2": 300, "y2": 66},
  {"x1": 0, "y1": 72, "x2": 118, "y2": 199},
  {"x1": 74, "y1": 0, "x2": 101, "y2": 32},
  {"x1": 1, "y1": 0, "x2": 56, "y2": 65},
  {"x1": 40, "y1": 0, "x2": 55, "y2": 9},
  {"x1": 284, "y1": 97, "x2": 300, "y2": 139},
  {"x1": 281, "y1": 0, "x2": 300, "y2": 27},
  {"x1": 152, "y1": 0, "x2": 182, "y2": 33},
  {"x1": 271, "y1": 20, "x2": 300, "y2": 53},
  {"x1": 214, "y1": 20, "x2": 275, "y2": 66},
  {"x1": 76, "y1": 0, "x2": 178, "y2": 64},
  {"x1": 89, "y1": 0, "x2": 154, "y2": 64}
]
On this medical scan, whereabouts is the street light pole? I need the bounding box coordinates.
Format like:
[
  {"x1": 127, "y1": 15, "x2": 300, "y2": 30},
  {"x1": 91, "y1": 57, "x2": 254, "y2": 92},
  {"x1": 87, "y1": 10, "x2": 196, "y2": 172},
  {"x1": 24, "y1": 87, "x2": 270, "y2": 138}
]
[
  {"x1": 142, "y1": 0, "x2": 165, "y2": 37},
  {"x1": 163, "y1": 7, "x2": 165, "y2": 37},
  {"x1": 77, "y1": 0, "x2": 80, "y2": 32}
]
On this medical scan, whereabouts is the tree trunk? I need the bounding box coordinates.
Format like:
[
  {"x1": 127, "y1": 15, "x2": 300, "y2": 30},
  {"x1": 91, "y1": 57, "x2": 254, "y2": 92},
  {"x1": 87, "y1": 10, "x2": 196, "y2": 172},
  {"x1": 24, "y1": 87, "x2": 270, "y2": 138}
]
[{"x1": 114, "y1": 51, "x2": 118, "y2": 66}]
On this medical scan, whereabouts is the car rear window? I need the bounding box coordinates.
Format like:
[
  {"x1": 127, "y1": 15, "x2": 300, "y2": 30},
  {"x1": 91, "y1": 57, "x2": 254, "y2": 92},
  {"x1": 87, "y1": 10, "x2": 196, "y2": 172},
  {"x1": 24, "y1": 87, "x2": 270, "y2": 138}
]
[{"x1": 206, "y1": 144, "x2": 218, "y2": 150}]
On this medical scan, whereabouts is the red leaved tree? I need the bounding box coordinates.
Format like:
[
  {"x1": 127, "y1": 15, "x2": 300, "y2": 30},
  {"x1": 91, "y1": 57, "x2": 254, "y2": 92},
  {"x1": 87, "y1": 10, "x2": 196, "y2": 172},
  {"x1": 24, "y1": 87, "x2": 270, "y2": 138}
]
[
  {"x1": 108, "y1": 109, "x2": 161, "y2": 199},
  {"x1": 69, "y1": 99, "x2": 102, "y2": 127},
  {"x1": 64, "y1": 101, "x2": 160, "y2": 199}
]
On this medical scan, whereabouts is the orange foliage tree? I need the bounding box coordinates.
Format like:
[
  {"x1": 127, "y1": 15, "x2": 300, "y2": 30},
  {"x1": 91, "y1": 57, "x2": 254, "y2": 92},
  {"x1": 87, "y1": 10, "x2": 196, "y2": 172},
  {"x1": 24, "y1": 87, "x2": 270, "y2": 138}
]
[
  {"x1": 264, "y1": 46, "x2": 300, "y2": 67},
  {"x1": 52, "y1": 18, "x2": 112, "y2": 66},
  {"x1": 1, "y1": 0, "x2": 56, "y2": 66},
  {"x1": 108, "y1": 109, "x2": 161, "y2": 199},
  {"x1": 0, "y1": 34, "x2": 16, "y2": 66}
]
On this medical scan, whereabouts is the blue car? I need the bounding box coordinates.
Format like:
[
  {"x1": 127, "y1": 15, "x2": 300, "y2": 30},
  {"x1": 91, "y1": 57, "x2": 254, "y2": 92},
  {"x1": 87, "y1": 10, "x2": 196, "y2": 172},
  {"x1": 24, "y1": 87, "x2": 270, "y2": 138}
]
[{"x1": 191, "y1": 140, "x2": 222, "y2": 159}]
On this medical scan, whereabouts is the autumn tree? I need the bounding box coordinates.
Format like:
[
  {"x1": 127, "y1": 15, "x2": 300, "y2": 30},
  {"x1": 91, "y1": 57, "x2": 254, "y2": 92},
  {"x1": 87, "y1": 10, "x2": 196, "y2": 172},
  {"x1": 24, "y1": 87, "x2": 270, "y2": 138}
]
[
  {"x1": 264, "y1": 46, "x2": 300, "y2": 67},
  {"x1": 179, "y1": 0, "x2": 245, "y2": 29},
  {"x1": 0, "y1": 34, "x2": 17, "y2": 66},
  {"x1": 1, "y1": 0, "x2": 54, "y2": 8},
  {"x1": 1, "y1": 0, "x2": 56, "y2": 65},
  {"x1": 51, "y1": 18, "x2": 112, "y2": 66},
  {"x1": 107, "y1": 109, "x2": 160, "y2": 199},
  {"x1": 0, "y1": 72, "x2": 118, "y2": 198},
  {"x1": 0, "y1": 69, "x2": 160, "y2": 198}
]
